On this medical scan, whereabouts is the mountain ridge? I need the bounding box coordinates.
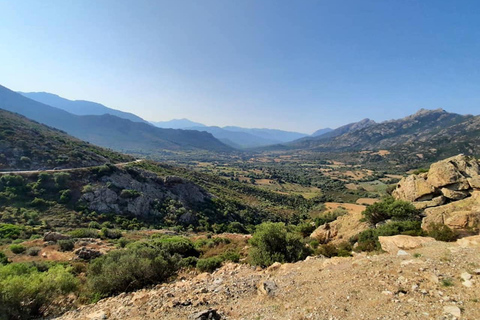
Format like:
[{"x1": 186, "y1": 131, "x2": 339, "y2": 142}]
[
  {"x1": 19, "y1": 92, "x2": 149, "y2": 124},
  {"x1": 0, "y1": 85, "x2": 232, "y2": 155}
]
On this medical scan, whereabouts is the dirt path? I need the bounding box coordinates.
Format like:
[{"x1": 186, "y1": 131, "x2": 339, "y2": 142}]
[{"x1": 0, "y1": 159, "x2": 143, "y2": 175}]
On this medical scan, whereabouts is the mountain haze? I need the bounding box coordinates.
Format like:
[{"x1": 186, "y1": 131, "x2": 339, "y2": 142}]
[
  {"x1": 152, "y1": 120, "x2": 308, "y2": 148},
  {"x1": 20, "y1": 92, "x2": 149, "y2": 124},
  {"x1": 0, "y1": 85, "x2": 232, "y2": 155}
]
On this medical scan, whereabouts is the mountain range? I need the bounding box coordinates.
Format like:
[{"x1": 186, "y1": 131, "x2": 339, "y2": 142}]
[
  {"x1": 0, "y1": 84, "x2": 231, "y2": 155},
  {"x1": 151, "y1": 119, "x2": 308, "y2": 148},
  {"x1": 270, "y1": 108, "x2": 480, "y2": 163},
  {"x1": 19, "y1": 92, "x2": 149, "y2": 124}
]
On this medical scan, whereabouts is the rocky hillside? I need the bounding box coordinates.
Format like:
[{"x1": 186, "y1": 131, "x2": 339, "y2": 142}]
[
  {"x1": 393, "y1": 154, "x2": 480, "y2": 235},
  {"x1": 0, "y1": 109, "x2": 133, "y2": 171},
  {"x1": 56, "y1": 235, "x2": 480, "y2": 320},
  {"x1": 278, "y1": 109, "x2": 480, "y2": 164}
]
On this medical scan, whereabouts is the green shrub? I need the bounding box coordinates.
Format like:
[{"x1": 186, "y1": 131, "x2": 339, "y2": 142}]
[
  {"x1": 53, "y1": 172, "x2": 70, "y2": 189},
  {"x1": 427, "y1": 223, "x2": 457, "y2": 242},
  {"x1": 226, "y1": 222, "x2": 248, "y2": 234},
  {"x1": 248, "y1": 222, "x2": 312, "y2": 267},
  {"x1": 221, "y1": 250, "x2": 240, "y2": 263},
  {"x1": 196, "y1": 257, "x2": 223, "y2": 272},
  {"x1": 355, "y1": 220, "x2": 424, "y2": 251},
  {"x1": 82, "y1": 184, "x2": 94, "y2": 193},
  {"x1": 0, "y1": 251, "x2": 8, "y2": 265},
  {"x1": 179, "y1": 256, "x2": 199, "y2": 268},
  {"x1": 296, "y1": 222, "x2": 316, "y2": 238},
  {"x1": 0, "y1": 224, "x2": 23, "y2": 239},
  {"x1": 0, "y1": 263, "x2": 78, "y2": 319},
  {"x1": 120, "y1": 189, "x2": 141, "y2": 199},
  {"x1": 100, "y1": 228, "x2": 122, "y2": 239},
  {"x1": 10, "y1": 244, "x2": 26, "y2": 254},
  {"x1": 68, "y1": 228, "x2": 100, "y2": 238},
  {"x1": 362, "y1": 197, "x2": 420, "y2": 225},
  {"x1": 26, "y1": 247, "x2": 41, "y2": 256},
  {"x1": 58, "y1": 189, "x2": 72, "y2": 203},
  {"x1": 87, "y1": 246, "x2": 180, "y2": 297},
  {"x1": 58, "y1": 239, "x2": 75, "y2": 252},
  {"x1": 30, "y1": 197, "x2": 50, "y2": 208},
  {"x1": 88, "y1": 221, "x2": 101, "y2": 229}
]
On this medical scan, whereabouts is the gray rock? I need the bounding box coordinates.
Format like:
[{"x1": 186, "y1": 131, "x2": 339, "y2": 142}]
[
  {"x1": 43, "y1": 232, "x2": 71, "y2": 242},
  {"x1": 74, "y1": 247, "x2": 103, "y2": 260},
  {"x1": 189, "y1": 308, "x2": 221, "y2": 320},
  {"x1": 258, "y1": 280, "x2": 278, "y2": 296}
]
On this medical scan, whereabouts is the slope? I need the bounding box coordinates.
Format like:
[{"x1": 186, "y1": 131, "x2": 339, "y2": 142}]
[
  {"x1": 0, "y1": 85, "x2": 232, "y2": 154},
  {"x1": 0, "y1": 109, "x2": 133, "y2": 170},
  {"x1": 19, "y1": 92, "x2": 149, "y2": 124}
]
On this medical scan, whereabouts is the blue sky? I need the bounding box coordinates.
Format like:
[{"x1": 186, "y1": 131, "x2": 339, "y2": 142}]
[{"x1": 1, "y1": 0, "x2": 479, "y2": 133}]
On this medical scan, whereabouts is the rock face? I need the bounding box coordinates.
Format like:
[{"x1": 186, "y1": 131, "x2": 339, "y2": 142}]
[
  {"x1": 310, "y1": 205, "x2": 370, "y2": 244},
  {"x1": 393, "y1": 155, "x2": 480, "y2": 233},
  {"x1": 79, "y1": 168, "x2": 210, "y2": 222}
]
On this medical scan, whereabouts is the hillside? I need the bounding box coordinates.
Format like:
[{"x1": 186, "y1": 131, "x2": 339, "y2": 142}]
[
  {"x1": 273, "y1": 109, "x2": 480, "y2": 164},
  {"x1": 0, "y1": 109, "x2": 133, "y2": 170},
  {"x1": 57, "y1": 236, "x2": 480, "y2": 320},
  {"x1": 19, "y1": 92, "x2": 149, "y2": 124},
  {"x1": 0, "y1": 85, "x2": 232, "y2": 154}
]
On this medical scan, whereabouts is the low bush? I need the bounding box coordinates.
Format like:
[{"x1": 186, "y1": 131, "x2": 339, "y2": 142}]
[
  {"x1": 100, "y1": 228, "x2": 122, "y2": 239},
  {"x1": 0, "y1": 224, "x2": 23, "y2": 239},
  {"x1": 248, "y1": 222, "x2": 312, "y2": 267},
  {"x1": 58, "y1": 239, "x2": 75, "y2": 252},
  {"x1": 354, "y1": 220, "x2": 424, "y2": 251},
  {"x1": 427, "y1": 223, "x2": 457, "y2": 242},
  {"x1": 87, "y1": 246, "x2": 180, "y2": 297},
  {"x1": 26, "y1": 247, "x2": 41, "y2": 256},
  {"x1": 10, "y1": 244, "x2": 26, "y2": 254},
  {"x1": 0, "y1": 251, "x2": 8, "y2": 265},
  {"x1": 196, "y1": 257, "x2": 223, "y2": 272},
  {"x1": 362, "y1": 197, "x2": 421, "y2": 225},
  {"x1": 0, "y1": 263, "x2": 78, "y2": 319},
  {"x1": 68, "y1": 228, "x2": 100, "y2": 239}
]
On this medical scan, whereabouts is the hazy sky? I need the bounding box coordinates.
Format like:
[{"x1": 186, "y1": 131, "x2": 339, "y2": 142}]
[{"x1": 1, "y1": 1, "x2": 479, "y2": 133}]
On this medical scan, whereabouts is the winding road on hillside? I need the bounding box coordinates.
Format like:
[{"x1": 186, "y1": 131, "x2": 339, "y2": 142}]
[{"x1": 0, "y1": 159, "x2": 144, "y2": 175}]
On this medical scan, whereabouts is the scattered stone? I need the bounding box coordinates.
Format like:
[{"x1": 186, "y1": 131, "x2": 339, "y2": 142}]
[
  {"x1": 460, "y1": 272, "x2": 472, "y2": 281},
  {"x1": 266, "y1": 262, "x2": 282, "y2": 272},
  {"x1": 397, "y1": 250, "x2": 409, "y2": 256},
  {"x1": 189, "y1": 308, "x2": 221, "y2": 320},
  {"x1": 258, "y1": 280, "x2": 278, "y2": 296},
  {"x1": 443, "y1": 305, "x2": 461, "y2": 318}
]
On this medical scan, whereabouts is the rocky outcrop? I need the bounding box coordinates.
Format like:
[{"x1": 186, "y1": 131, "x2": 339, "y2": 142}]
[
  {"x1": 79, "y1": 168, "x2": 210, "y2": 221},
  {"x1": 43, "y1": 232, "x2": 71, "y2": 242},
  {"x1": 393, "y1": 155, "x2": 480, "y2": 233},
  {"x1": 310, "y1": 206, "x2": 370, "y2": 244},
  {"x1": 74, "y1": 247, "x2": 103, "y2": 260}
]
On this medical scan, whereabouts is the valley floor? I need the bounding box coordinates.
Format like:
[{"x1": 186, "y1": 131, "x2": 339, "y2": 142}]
[{"x1": 57, "y1": 236, "x2": 480, "y2": 320}]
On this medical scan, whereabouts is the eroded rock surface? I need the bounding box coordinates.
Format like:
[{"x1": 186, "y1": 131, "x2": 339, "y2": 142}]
[{"x1": 393, "y1": 154, "x2": 480, "y2": 233}]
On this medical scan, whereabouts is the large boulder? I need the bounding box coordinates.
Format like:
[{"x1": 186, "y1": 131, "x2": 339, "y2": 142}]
[
  {"x1": 378, "y1": 235, "x2": 436, "y2": 253},
  {"x1": 392, "y1": 173, "x2": 436, "y2": 202},
  {"x1": 422, "y1": 191, "x2": 480, "y2": 233}
]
